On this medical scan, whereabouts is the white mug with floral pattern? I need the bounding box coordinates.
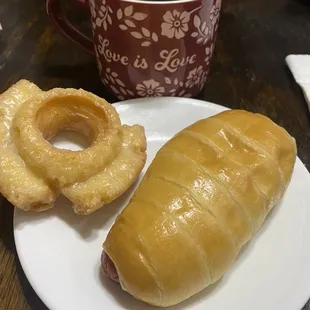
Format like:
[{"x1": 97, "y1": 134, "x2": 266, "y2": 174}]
[{"x1": 47, "y1": 0, "x2": 222, "y2": 100}]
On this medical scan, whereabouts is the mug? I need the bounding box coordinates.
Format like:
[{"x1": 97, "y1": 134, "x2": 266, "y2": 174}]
[{"x1": 47, "y1": 0, "x2": 222, "y2": 100}]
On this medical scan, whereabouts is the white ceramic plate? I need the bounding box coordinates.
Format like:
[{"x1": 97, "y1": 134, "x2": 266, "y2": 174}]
[{"x1": 14, "y1": 97, "x2": 310, "y2": 310}]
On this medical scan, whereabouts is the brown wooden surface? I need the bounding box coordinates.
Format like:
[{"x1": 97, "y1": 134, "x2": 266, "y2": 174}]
[{"x1": 0, "y1": 0, "x2": 310, "y2": 309}]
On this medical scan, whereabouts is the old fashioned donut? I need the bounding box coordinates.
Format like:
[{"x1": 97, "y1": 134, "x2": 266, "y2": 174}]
[
  {"x1": 62, "y1": 124, "x2": 147, "y2": 215},
  {"x1": 12, "y1": 88, "x2": 123, "y2": 187},
  {"x1": 0, "y1": 80, "x2": 56, "y2": 211},
  {"x1": 0, "y1": 79, "x2": 147, "y2": 214}
]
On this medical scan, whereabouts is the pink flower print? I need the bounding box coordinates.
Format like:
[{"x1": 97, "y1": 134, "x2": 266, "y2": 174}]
[
  {"x1": 95, "y1": 0, "x2": 113, "y2": 31},
  {"x1": 185, "y1": 66, "x2": 204, "y2": 88},
  {"x1": 161, "y1": 10, "x2": 190, "y2": 39},
  {"x1": 205, "y1": 43, "x2": 214, "y2": 66},
  {"x1": 210, "y1": 0, "x2": 221, "y2": 26},
  {"x1": 103, "y1": 68, "x2": 134, "y2": 100},
  {"x1": 136, "y1": 79, "x2": 165, "y2": 97}
]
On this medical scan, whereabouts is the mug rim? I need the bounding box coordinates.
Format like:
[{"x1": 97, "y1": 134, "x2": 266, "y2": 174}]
[{"x1": 121, "y1": 0, "x2": 200, "y2": 5}]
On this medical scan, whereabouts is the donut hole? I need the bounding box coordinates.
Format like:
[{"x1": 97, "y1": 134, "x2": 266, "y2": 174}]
[
  {"x1": 35, "y1": 95, "x2": 109, "y2": 150},
  {"x1": 50, "y1": 130, "x2": 89, "y2": 151}
]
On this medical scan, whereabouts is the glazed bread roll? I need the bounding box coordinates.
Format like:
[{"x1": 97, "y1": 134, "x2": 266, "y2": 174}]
[{"x1": 102, "y1": 110, "x2": 297, "y2": 307}]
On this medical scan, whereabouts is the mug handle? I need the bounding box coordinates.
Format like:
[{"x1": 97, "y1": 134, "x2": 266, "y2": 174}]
[{"x1": 46, "y1": 0, "x2": 95, "y2": 55}]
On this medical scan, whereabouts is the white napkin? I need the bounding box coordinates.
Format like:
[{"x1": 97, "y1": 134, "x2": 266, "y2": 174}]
[{"x1": 286, "y1": 55, "x2": 310, "y2": 110}]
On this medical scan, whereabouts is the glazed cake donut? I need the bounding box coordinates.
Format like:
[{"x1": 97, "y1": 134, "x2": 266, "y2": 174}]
[
  {"x1": 0, "y1": 80, "x2": 147, "y2": 214},
  {"x1": 12, "y1": 88, "x2": 123, "y2": 187},
  {"x1": 0, "y1": 80, "x2": 56, "y2": 211}
]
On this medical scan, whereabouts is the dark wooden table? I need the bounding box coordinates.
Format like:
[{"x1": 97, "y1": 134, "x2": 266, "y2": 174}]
[{"x1": 1, "y1": 0, "x2": 310, "y2": 309}]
